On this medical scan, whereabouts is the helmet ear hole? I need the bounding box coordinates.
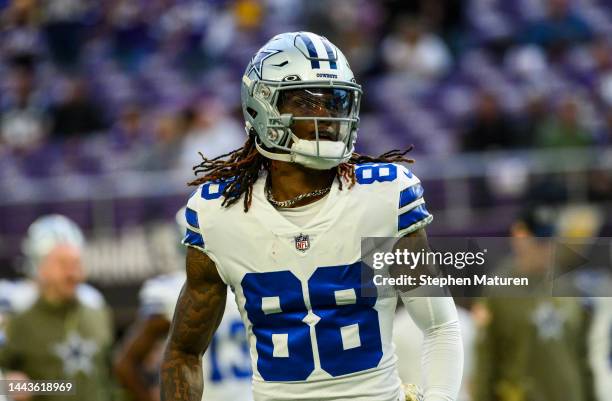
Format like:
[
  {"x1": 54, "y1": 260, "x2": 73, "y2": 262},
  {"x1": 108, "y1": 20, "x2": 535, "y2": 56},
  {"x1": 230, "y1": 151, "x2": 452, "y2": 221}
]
[{"x1": 282, "y1": 75, "x2": 300, "y2": 82}]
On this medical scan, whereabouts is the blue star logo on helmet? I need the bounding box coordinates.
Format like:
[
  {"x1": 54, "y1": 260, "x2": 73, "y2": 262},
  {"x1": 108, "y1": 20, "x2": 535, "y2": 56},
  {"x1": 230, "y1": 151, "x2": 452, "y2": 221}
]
[{"x1": 248, "y1": 49, "x2": 283, "y2": 79}]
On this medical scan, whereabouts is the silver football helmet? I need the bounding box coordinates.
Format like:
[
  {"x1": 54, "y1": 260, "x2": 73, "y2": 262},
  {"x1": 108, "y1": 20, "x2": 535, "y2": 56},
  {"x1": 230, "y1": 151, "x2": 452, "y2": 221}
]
[{"x1": 241, "y1": 32, "x2": 362, "y2": 170}]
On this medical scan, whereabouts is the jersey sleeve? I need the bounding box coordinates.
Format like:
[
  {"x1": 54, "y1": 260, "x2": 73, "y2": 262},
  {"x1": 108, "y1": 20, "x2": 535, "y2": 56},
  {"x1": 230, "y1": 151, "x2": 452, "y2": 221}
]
[
  {"x1": 182, "y1": 188, "x2": 206, "y2": 252},
  {"x1": 396, "y1": 164, "x2": 433, "y2": 236},
  {"x1": 179, "y1": 184, "x2": 231, "y2": 285}
]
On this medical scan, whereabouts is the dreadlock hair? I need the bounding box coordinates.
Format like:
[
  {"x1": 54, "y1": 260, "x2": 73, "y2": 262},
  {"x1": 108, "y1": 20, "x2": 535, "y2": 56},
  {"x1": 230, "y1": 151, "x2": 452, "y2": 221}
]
[{"x1": 189, "y1": 135, "x2": 414, "y2": 212}]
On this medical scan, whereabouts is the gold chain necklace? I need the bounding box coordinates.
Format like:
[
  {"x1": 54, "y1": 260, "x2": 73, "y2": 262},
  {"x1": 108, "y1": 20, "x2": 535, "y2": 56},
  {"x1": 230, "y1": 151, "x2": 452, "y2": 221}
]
[{"x1": 265, "y1": 182, "x2": 331, "y2": 208}]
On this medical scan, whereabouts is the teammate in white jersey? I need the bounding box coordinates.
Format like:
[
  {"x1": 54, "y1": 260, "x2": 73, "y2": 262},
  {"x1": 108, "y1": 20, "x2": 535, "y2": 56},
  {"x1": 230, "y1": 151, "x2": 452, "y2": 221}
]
[
  {"x1": 161, "y1": 31, "x2": 463, "y2": 401},
  {"x1": 114, "y1": 211, "x2": 252, "y2": 401}
]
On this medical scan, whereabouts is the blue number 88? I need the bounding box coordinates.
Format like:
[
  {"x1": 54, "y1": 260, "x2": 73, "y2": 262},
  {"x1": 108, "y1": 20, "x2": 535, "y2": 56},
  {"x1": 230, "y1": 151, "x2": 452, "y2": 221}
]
[{"x1": 241, "y1": 263, "x2": 382, "y2": 381}]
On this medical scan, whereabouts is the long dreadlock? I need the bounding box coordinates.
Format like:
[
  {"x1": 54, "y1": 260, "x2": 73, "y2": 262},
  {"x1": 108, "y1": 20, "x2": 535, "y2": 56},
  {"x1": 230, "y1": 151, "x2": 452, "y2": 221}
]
[{"x1": 189, "y1": 135, "x2": 414, "y2": 212}]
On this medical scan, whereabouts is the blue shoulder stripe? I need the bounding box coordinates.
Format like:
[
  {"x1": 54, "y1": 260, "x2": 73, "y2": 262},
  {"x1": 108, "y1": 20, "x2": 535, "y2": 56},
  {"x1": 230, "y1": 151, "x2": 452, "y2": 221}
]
[
  {"x1": 185, "y1": 207, "x2": 199, "y2": 229},
  {"x1": 183, "y1": 228, "x2": 204, "y2": 248},
  {"x1": 399, "y1": 184, "x2": 424, "y2": 208},
  {"x1": 398, "y1": 204, "x2": 430, "y2": 231}
]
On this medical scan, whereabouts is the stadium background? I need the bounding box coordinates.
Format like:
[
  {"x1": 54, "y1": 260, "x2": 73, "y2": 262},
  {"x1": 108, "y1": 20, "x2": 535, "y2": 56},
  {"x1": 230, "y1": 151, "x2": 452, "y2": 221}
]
[{"x1": 0, "y1": 0, "x2": 610, "y2": 392}]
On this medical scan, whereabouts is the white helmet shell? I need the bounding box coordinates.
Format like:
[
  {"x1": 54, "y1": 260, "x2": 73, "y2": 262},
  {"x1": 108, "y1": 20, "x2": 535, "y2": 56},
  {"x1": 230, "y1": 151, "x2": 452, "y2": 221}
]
[{"x1": 241, "y1": 32, "x2": 362, "y2": 169}]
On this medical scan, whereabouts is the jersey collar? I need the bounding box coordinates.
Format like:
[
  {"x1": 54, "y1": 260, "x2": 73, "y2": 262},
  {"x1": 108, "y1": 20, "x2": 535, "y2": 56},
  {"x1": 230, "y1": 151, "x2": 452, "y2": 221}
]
[{"x1": 251, "y1": 171, "x2": 342, "y2": 236}]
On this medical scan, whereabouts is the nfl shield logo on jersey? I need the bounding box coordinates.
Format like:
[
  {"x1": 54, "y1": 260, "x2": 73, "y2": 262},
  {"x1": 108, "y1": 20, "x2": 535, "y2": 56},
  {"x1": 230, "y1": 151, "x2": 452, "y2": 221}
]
[{"x1": 294, "y1": 233, "x2": 310, "y2": 252}]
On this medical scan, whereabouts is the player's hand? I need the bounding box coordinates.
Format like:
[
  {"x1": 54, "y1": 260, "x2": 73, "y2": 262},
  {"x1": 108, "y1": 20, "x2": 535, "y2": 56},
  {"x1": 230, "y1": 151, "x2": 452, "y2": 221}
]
[
  {"x1": 403, "y1": 383, "x2": 424, "y2": 401},
  {"x1": 5, "y1": 371, "x2": 32, "y2": 401}
]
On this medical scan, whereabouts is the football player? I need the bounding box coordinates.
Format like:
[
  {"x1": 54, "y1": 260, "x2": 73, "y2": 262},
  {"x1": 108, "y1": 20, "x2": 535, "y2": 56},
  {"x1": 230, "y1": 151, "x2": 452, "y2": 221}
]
[
  {"x1": 114, "y1": 209, "x2": 252, "y2": 401},
  {"x1": 161, "y1": 32, "x2": 463, "y2": 401}
]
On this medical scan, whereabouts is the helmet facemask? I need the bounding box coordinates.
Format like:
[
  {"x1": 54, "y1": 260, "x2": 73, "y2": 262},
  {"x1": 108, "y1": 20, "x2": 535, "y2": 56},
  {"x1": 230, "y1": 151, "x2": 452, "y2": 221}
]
[
  {"x1": 248, "y1": 80, "x2": 362, "y2": 170},
  {"x1": 241, "y1": 32, "x2": 362, "y2": 169}
]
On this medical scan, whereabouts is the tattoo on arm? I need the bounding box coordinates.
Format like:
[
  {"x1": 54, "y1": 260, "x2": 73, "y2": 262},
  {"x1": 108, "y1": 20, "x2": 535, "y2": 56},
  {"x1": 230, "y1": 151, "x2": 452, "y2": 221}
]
[{"x1": 160, "y1": 247, "x2": 227, "y2": 401}]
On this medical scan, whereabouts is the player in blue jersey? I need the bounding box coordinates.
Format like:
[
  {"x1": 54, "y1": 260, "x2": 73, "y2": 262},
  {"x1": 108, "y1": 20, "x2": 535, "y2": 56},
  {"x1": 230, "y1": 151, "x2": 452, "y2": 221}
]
[{"x1": 161, "y1": 32, "x2": 463, "y2": 401}]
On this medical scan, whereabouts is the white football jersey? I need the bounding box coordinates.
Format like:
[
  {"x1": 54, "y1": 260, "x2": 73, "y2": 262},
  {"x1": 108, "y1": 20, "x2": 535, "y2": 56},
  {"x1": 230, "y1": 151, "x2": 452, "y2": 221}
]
[
  {"x1": 183, "y1": 163, "x2": 432, "y2": 401},
  {"x1": 589, "y1": 297, "x2": 612, "y2": 401},
  {"x1": 139, "y1": 271, "x2": 253, "y2": 401}
]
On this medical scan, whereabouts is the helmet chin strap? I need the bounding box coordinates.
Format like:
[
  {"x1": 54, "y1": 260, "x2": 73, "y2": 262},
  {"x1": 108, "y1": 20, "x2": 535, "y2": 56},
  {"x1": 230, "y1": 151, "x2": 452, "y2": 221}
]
[
  {"x1": 255, "y1": 136, "x2": 350, "y2": 170},
  {"x1": 255, "y1": 140, "x2": 293, "y2": 163}
]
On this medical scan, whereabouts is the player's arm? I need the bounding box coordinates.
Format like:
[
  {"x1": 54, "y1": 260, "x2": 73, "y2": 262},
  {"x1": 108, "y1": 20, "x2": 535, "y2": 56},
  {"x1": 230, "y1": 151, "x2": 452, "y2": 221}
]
[
  {"x1": 399, "y1": 228, "x2": 464, "y2": 401},
  {"x1": 392, "y1": 165, "x2": 462, "y2": 400},
  {"x1": 114, "y1": 315, "x2": 170, "y2": 401},
  {"x1": 160, "y1": 247, "x2": 227, "y2": 401}
]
